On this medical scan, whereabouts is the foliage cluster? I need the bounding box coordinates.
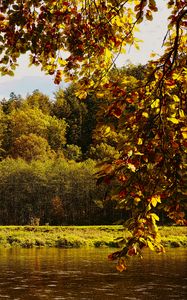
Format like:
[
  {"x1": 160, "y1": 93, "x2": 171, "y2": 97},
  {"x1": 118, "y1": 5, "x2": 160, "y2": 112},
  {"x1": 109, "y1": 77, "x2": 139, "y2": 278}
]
[
  {"x1": 0, "y1": 87, "x2": 116, "y2": 161},
  {"x1": 0, "y1": 0, "x2": 186, "y2": 270}
]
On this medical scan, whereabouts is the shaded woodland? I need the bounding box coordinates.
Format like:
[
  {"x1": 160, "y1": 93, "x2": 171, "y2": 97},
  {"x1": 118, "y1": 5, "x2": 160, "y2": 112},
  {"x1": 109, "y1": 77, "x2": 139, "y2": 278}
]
[{"x1": 0, "y1": 65, "x2": 142, "y2": 225}]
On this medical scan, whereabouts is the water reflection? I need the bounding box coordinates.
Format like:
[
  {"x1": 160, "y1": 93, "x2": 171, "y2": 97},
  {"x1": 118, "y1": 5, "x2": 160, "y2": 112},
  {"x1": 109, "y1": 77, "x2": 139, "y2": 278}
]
[{"x1": 0, "y1": 248, "x2": 186, "y2": 299}]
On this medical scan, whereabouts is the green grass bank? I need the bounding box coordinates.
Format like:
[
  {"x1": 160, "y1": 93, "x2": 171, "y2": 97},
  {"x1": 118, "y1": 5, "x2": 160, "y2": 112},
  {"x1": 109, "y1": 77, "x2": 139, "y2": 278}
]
[{"x1": 0, "y1": 225, "x2": 186, "y2": 248}]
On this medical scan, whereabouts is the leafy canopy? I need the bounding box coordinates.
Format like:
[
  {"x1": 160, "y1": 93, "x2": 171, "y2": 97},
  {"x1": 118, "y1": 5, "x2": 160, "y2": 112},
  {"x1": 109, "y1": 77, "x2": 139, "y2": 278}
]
[
  {"x1": 0, "y1": 0, "x2": 187, "y2": 271},
  {"x1": 0, "y1": 0, "x2": 165, "y2": 82}
]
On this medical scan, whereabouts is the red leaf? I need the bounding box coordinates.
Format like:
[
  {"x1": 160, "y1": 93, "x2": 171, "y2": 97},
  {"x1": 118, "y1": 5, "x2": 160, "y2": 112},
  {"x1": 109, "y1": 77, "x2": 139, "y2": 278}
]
[{"x1": 111, "y1": 107, "x2": 122, "y2": 118}]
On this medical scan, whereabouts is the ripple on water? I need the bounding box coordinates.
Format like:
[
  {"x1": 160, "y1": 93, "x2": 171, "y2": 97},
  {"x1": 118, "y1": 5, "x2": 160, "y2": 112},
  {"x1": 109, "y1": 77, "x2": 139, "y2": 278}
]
[
  {"x1": 0, "y1": 248, "x2": 186, "y2": 300},
  {"x1": 47, "y1": 284, "x2": 57, "y2": 287}
]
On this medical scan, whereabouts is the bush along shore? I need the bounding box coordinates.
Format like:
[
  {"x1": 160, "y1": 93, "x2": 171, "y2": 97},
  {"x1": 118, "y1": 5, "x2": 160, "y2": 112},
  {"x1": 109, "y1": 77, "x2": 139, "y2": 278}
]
[{"x1": 0, "y1": 226, "x2": 186, "y2": 249}]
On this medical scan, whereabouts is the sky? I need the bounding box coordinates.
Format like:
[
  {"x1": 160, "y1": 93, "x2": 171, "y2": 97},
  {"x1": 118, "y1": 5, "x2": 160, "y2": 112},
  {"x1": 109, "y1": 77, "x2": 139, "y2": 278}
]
[{"x1": 0, "y1": 1, "x2": 170, "y2": 100}]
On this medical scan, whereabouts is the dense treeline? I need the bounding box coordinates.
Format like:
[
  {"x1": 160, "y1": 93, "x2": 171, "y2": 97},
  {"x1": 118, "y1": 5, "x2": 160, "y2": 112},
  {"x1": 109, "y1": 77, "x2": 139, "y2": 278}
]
[
  {"x1": 0, "y1": 88, "x2": 102, "y2": 161},
  {"x1": 0, "y1": 66, "x2": 140, "y2": 225},
  {"x1": 1, "y1": 64, "x2": 145, "y2": 162},
  {"x1": 0, "y1": 158, "x2": 118, "y2": 225},
  {"x1": 0, "y1": 89, "x2": 99, "y2": 225},
  {"x1": 0, "y1": 64, "x2": 184, "y2": 226}
]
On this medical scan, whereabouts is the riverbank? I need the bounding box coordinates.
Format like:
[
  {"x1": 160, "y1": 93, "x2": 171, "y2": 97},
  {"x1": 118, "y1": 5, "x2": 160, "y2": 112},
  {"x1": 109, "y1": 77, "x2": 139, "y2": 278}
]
[{"x1": 0, "y1": 225, "x2": 186, "y2": 248}]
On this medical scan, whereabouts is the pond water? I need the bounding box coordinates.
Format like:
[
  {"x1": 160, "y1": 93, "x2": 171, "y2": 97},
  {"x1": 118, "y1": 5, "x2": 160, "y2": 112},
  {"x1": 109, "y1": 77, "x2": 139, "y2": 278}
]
[{"x1": 0, "y1": 247, "x2": 186, "y2": 300}]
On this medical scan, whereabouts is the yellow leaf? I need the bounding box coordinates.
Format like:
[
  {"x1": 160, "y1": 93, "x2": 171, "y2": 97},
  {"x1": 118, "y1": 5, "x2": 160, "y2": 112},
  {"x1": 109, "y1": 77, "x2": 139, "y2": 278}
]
[
  {"x1": 183, "y1": 67, "x2": 187, "y2": 75},
  {"x1": 181, "y1": 127, "x2": 187, "y2": 132},
  {"x1": 96, "y1": 92, "x2": 105, "y2": 98},
  {"x1": 147, "y1": 240, "x2": 155, "y2": 251},
  {"x1": 105, "y1": 126, "x2": 111, "y2": 134},
  {"x1": 58, "y1": 24, "x2": 65, "y2": 29},
  {"x1": 151, "y1": 99, "x2": 160, "y2": 108},
  {"x1": 151, "y1": 195, "x2": 161, "y2": 207},
  {"x1": 167, "y1": 117, "x2": 179, "y2": 124},
  {"x1": 114, "y1": 15, "x2": 123, "y2": 27},
  {"x1": 134, "y1": 152, "x2": 144, "y2": 155},
  {"x1": 181, "y1": 128, "x2": 187, "y2": 139},
  {"x1": 50, "y1": 57, "x2": 56, "y2": 64},
  {"x1": 150, "y1": 52, "x2": 157, "y2": 58},
  {"x1": 179, "y1": 109, "x2": 185, "y2": 118},
  {"x1": 58, "y1": 58, "x2": 67, "y2": 66},
  {"x1": 142, "y1": 112, "x2": 149, "y2": 118},
  {"x1": 105, "y1": 48, "x2": 112, "y2": 61},
  {"x1": 75, "y1": 90, "x2": 87, "y2": 99},
  {"x1": 134, "y1": 43, "x2": 140, "y2": 50},
  {"x1": 120, "y1": 48, "x2": 126, "y2": 54},
  {"x1": 128, "y1": 163, "x2": 136, "y2": 172},
  {"x1": 172, "y1": 73, "x2": 182, "y2": 80},
  {"x1": 150, "y1": 213, "x2": 160, "y2": 221},
  {"x1": 170, "y1": 103, "x2": 176, "y2": 110},
  {"x1": 173, "y1": 95, "x2": 180, "y2": 102},
  {"x1": 137, "y1": 138, "x2": 143, "y2": 145},
  {"x1": 64, "y1": 76, "x2": 71, "y2": 82},
  {"x1": 134, "y1": 197, "x2": 141, "y2": 203}
]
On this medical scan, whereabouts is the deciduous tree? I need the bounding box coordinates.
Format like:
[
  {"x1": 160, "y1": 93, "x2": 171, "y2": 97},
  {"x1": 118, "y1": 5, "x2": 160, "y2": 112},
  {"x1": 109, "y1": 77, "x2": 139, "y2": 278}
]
[
  {"x1": 0, "y1": 0, "x2": 186, "y2": 270},
  {"x1": 53, "y1": 86, "x2": 89, "y2": 150},
  {"x1": 10, "y1": 133, "x2": 53, "y2": 161},
  {"x1": 24, "y1": 90, "x2": 52, "y2": 115},
  {"x1": 2, "y1": 106, "x2": 67, "y2": 155}
]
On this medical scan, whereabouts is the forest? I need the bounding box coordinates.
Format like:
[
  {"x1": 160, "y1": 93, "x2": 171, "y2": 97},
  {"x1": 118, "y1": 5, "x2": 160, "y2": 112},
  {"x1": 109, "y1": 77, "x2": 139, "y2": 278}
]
[
  {"x1": 0, "y1": 0, "x2": 186, "y2": 269},
  {"x1": 0, "y1": 65, "x2": 144, "y2": 225},
  {"x1": 0, "y1": 63, "x2": 185, "y2": 228}
]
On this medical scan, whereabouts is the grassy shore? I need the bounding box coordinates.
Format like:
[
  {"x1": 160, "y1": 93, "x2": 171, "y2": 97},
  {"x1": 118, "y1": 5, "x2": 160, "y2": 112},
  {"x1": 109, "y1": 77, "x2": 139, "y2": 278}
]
[{"x1": 0, "y1": 225, "x2": 186, "y2": 248}]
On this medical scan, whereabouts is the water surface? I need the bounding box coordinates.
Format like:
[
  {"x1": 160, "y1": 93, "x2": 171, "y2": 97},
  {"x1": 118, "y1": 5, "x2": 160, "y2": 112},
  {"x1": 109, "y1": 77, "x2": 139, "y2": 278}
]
[{"x1": 0, "y1": 248, "x2": 186, "y2": 299}]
